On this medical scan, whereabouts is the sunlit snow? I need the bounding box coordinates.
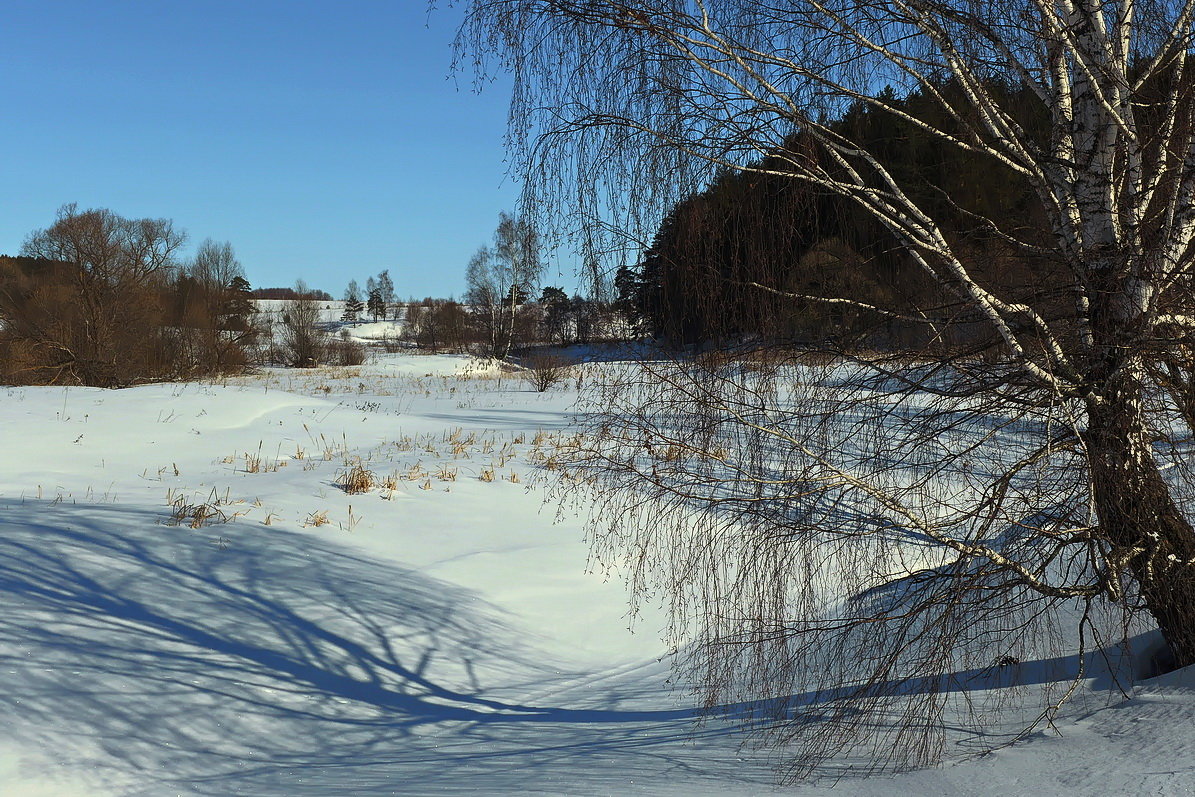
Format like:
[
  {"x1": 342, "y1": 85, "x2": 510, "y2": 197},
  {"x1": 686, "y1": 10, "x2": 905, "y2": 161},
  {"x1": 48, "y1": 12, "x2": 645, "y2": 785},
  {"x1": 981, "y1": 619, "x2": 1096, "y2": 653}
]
[{"x1": 1, "y1": 353, "x2": 1192, "y2": 795}]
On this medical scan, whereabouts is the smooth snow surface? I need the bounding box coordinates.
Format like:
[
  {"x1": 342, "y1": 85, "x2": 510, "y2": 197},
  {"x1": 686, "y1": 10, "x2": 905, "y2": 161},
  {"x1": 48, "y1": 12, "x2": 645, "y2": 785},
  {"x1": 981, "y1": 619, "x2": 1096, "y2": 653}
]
[{"x1": 1, "y1": 354, "x2": 1193, "y2": 795}]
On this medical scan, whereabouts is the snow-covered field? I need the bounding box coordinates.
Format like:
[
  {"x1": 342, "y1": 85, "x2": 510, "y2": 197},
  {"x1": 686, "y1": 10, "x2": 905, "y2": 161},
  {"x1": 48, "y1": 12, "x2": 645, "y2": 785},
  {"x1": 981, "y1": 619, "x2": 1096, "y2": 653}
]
[
  {"x1": 253, "y1": 298, "x2": 406, "y2": 332},
  {"x1": 1, "y1": 353, "x2": 1193, "y2": 795}
]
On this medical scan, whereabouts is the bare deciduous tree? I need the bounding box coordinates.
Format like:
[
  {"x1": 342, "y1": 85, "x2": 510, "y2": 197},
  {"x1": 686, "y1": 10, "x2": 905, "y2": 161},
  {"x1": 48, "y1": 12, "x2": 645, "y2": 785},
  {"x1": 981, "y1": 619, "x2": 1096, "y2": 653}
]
[
  {"x1": 465, "y1": 211, "x2": 542, "y2": 359},
  {"x1": 277, "y1": 281, "x2": 327, "y2": 367},
  {"x1": 377, "y1": 269, "x2": 396, "y2": 320},
  {"x1": 454, "y1": 0, "x2": 1195, "y2": 777},
  {"x1": 23, "y1": 203, "x2": 184, "y2": 287},
  {"x1": 7, "y1": 204, "x2": 186, "y2": 385},
  {"x1": 189, "y1": 239, "x2": 244, "y2": 291}
]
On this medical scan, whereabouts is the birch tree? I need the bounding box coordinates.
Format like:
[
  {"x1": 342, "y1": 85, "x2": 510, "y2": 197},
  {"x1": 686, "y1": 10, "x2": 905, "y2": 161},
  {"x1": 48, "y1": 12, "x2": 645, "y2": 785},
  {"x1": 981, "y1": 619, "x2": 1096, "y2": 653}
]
[
  {"x1": 465, "y1": 211, "x2": 542, "y2": 358},
  {"x1": 454, "y1": 0, "x2": 1195, "y2": 777},
  {"x1": 376, "y1": 269, "x2": 396, "y2": 319}
]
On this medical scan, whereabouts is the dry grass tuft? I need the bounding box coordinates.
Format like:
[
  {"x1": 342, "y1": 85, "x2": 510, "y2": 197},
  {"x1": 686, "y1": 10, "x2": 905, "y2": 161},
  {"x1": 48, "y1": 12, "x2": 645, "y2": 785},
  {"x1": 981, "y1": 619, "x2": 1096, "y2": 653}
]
[
  {"x1": 165, "y1": 495, "x2": 232, "y2": 529},
  {"x1": 651, "y1": 443, "x2": 688, "y2": 462},
  {"x1": 336, "y1": 461, "x2": 376, "y2": 494},
  {"x1": 303, "y1": 510, "x2": 330, "y2": 527}
]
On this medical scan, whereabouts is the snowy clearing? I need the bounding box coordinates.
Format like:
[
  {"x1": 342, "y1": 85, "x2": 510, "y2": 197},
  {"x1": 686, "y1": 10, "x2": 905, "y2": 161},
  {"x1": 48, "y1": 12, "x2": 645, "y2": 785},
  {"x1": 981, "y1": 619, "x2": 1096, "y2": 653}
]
[{"x1": 1, "y1": 353, "x2": 1193, "y2": 795}]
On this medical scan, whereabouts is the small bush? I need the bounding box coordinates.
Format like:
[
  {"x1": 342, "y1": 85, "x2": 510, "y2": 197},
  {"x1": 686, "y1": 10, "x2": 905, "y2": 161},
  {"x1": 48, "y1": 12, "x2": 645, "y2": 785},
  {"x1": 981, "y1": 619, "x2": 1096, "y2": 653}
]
[
  {"x1": 277, "y1": 289, "x2": 327, "y2": 367},
  {"x1": 523, "y1": 353, "x2": 569, "y2": 392},
  {"x1": 328, "y1": 335, "x2": 366, "y2": 366}
]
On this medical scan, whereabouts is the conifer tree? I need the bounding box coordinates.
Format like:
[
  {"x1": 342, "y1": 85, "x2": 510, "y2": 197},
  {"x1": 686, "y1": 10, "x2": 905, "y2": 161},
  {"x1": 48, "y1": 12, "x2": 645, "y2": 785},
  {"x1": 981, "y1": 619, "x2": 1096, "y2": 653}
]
[
  {"x1": 341, "y1": 280, "x2": 364, "y2": 322},
  {"x1": 366, "y1": 286, "x2": 385, "y2": 323}
]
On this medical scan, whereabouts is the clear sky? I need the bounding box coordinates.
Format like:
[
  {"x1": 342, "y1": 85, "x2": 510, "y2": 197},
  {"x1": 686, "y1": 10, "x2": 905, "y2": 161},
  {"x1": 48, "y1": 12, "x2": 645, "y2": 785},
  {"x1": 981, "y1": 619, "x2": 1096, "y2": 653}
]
[{"x1": 0, "y1": 0, "x2": 550, "y2": 299}]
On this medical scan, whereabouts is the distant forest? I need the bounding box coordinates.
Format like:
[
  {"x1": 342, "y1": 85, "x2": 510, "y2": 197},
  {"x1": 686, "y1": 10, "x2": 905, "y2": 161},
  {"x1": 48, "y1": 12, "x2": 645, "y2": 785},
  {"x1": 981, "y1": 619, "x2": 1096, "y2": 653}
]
[
  {"x1": 614, "y1": 78, "x2": 1081, "y2": 354},
  {"x1": 251, "y1": 287, "x2": 334, "y2": 301}
]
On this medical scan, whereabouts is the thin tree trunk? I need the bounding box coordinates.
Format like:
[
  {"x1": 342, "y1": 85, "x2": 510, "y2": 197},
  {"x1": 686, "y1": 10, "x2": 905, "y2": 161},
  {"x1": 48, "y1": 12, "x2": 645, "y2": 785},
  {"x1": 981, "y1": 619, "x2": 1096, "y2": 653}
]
[{"x1": 500, "y1": 290, "x2": 518, "y2": 360}]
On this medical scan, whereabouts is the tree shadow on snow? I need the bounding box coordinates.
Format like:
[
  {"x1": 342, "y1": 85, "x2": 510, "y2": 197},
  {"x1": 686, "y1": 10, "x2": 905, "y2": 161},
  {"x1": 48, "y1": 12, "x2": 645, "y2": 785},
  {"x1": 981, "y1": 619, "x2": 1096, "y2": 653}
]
[{"x1": 0, "y1": 503, "x2": 770, "y2": 795}]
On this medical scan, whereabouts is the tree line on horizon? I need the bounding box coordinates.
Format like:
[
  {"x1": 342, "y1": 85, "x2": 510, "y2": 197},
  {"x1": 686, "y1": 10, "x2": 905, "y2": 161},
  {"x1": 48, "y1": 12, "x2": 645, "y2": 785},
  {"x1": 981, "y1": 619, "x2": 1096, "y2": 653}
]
[
  {"x1": 0, "y1": 206, "x2": 259, "y2": 387},
  {"x1": 0, "y1": 205, "x2": 373, "y2": 386},
  {"x1": 330, "y1": 211, "x2": 628, "y2": 358},
  {"x1": 612, "y1": 75, "x2": 1195, "y2": 432},
  {"x1": 0, "y1": 204, "x2": 638, "y2": 388},
  {"x1": 613, "y1": 78, "x2": 1060, "y2": 353},
  {"x1": 250, "y1": 286, "x2": 334, "y2": 301}
]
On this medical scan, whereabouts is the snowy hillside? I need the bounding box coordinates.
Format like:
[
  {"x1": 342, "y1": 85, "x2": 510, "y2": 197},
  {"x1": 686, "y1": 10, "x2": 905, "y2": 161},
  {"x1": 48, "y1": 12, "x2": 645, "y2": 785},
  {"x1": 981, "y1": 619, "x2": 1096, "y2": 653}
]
[
  {"x1": 253, "y1": 298, "x2": 358, "y2": 324},
  {"x1": 0, "y1": 354, "x2": 1193, "y2": 795},
  {"x1": 253, "y1": 299, "x2": 410, "y2": 327}
]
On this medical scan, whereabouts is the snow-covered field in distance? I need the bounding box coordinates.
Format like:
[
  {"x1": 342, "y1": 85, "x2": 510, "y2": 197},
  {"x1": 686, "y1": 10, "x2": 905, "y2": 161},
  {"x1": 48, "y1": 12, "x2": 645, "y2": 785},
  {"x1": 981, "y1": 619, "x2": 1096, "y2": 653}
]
[
  {"x1": 0, "y1": 353, "x2": 1193, "y2": 796},
  {"x1": 253, "y1": 298, "x2": 406, "y2": 329}
]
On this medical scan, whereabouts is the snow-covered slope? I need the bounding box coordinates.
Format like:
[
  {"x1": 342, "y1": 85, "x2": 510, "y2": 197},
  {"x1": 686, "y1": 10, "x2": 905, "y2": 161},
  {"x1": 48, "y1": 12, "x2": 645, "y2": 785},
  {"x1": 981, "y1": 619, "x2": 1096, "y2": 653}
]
[{"x1": 0, "y1": 354, "x2": 1192, "y2": 795}]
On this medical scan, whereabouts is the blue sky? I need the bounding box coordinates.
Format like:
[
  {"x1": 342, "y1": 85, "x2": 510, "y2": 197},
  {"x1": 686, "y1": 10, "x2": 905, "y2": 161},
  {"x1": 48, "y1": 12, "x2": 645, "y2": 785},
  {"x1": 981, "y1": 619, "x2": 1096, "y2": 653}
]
[{"x1": 0, "y1": 0, "x2": 558, "y2": 298}]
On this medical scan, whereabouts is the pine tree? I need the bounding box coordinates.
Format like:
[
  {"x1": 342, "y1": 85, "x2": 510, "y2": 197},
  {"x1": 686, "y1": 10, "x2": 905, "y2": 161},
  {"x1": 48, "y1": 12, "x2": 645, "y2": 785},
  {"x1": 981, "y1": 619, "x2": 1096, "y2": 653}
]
[
  {"x1": 341, "y1": 280, "x2": 364, "y2": 322},
  {"x1": 366, "y1": 287, "x2": 385, "y2": 322},
  {"x1": 539, "y1": 286, "x2": 571, "y2": 343},
  {"x1": 224, "y1": 275, "x2": 254, "y2": 325}
]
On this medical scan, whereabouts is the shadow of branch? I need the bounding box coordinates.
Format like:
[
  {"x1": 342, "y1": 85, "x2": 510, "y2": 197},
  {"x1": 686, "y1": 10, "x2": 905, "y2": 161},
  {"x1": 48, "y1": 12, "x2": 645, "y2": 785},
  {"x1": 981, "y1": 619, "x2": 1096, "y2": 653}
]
[{"x1": 0, "y1": 503, "x2": 769, "y2": 794}]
